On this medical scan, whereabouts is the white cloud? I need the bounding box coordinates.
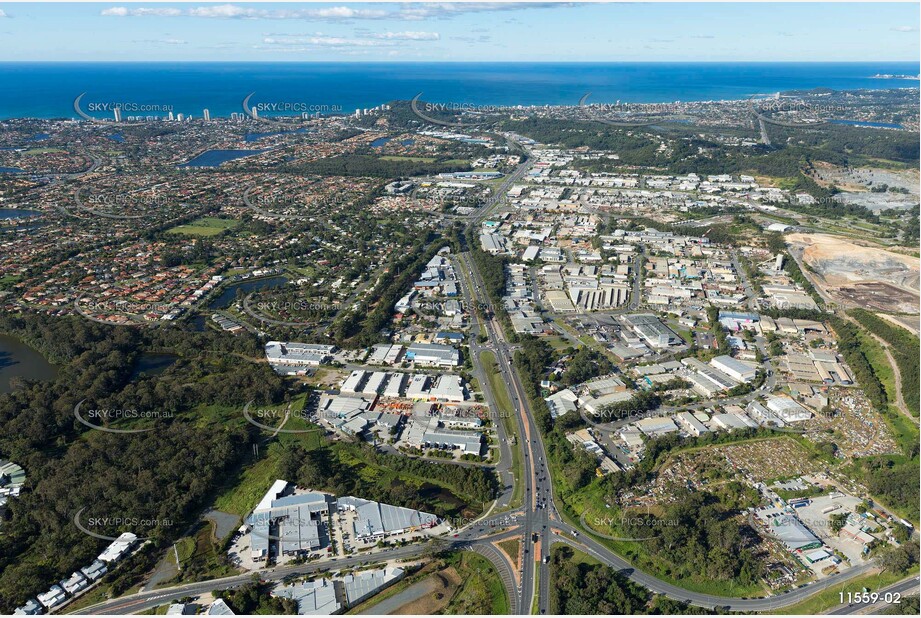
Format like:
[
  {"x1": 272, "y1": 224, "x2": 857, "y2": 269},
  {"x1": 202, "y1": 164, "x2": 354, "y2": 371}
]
[
  {"x1": 891, "y1": 26, "x2": 918, "y2": 32},
  {"x1": 133, "y1": 38, "x2": 188, "y2": 45},
  {"x1": 262, "y1": 36, "x2": 395, "y2": 48},
  {"x1": 101, "y1": 3, "x2": 568, "y2": 21},
  {"x1": 371, "y1": 31, "x2": 440, "y2": 41},
  {"x1": 398, "y1": 3, "x2": 570, "y2": 20},
  {"x1": 0, "y1": 9, "x2": 8, "y2": 18},
  {"x1": 103, "y1": 4, "x2": 388, "y2": 20},
  {"x1": 103, "y1": 7, "x2": 182, "y2": 17}
]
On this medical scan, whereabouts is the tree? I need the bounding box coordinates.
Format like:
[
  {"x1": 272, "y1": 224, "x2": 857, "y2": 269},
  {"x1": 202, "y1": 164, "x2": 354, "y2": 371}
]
[{"x1": 828, "y1": 513, "x2": 848, "y2": 533}]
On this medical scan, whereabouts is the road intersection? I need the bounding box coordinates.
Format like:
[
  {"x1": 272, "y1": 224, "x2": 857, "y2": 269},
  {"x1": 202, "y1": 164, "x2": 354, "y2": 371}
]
[{"x1": 67, "y1": 145, "x2": 902, "y2": 617}]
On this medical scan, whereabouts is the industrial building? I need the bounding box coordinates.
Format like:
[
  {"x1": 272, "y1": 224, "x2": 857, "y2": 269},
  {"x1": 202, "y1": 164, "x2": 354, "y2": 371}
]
[
  {"x1": 273, "y1": 579, "x2": 341, "y2": 615},
  {"x1": 756, "y1": 507, "x2": 823, "y2": 552},
  {"x1": 265, "y1": 342, "x2": 336, "y2": 367},
  {"x1": 404, "y1": 343, "x2": 460, "y2": 367},
  {"x1": 682, "y1": 357, "x2": 740, "y2": 395},
  {"x1": 246, "y1": 481, "x2": 332, "y2": 562},
  {"x1": 710, "y1": 355, "x2": 758, "y2": 383},
  {"x1": 338, "y1": 497, "x2": 439, "y2": 541},
  {"x1": 342, "y1": 568, "x2": 405, "y2": 607},
  {"x1": 621, "y1": 314, "x2": 682, "y2": 349},
  {"x1": 711, "y1": 412, "x2": 758, "y2": 430},
  {"x1": 633, "y1": 416, "x2": 679, "y2": 437},
  {"x1": 765, "y1": 396, "x2": 813, "y2": 423},
  {"x1": 401, "y1": 416, "x2": 483, "y2": 454},
  {"x1": 676, "y1": 411, "x2": 710, "y2": 436}
]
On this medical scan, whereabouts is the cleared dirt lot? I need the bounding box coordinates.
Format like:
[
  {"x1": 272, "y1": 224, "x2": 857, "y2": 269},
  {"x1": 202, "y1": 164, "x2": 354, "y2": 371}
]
[{"x1": 787, "y1": 233, "x2": 919, "y2": 313}]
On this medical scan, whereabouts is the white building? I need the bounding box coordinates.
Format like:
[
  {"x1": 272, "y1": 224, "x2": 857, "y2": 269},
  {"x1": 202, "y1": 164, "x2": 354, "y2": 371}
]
[
  {"x1": 405, "y1": 343, "x2": 460, "y2": 367},
  {"x1": 765, "y1": 396, "x2": 812, "y2": 422},
  {"x1": 710, "y1": 355, "x2": 758, "y2": 383},
  {"x1": 61, "y1": 571, "x2": 89, "y2": 595},
  {"x1": 37, "y1": 586, "x2": 67, "y2": 610},
  {"x1": 97, "y1": 532, "x2": 138, "y2": 563}
]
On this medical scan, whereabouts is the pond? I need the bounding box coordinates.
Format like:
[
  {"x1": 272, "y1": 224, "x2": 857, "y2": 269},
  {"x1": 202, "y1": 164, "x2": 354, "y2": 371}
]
[
  {"x1": 0, "y1": 333, "x2": 57, "y2": 394},
  {"x1": 130, "y1": 353, "x2": 179, "y2": 380},
  {"x1": 208, "y1": 275, "x2": 289, "y2": 310}
]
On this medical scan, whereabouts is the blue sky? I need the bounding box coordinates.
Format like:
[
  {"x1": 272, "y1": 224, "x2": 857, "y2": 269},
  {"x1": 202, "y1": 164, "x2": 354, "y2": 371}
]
[{"x1": 0, "y1": 2, "x2": 918, "y2": 62}]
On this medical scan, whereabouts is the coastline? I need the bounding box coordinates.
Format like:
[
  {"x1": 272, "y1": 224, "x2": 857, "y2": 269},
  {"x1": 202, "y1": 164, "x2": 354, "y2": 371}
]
[{"x1": 0, "y1": 61, "x2": 918, "y2": 121}]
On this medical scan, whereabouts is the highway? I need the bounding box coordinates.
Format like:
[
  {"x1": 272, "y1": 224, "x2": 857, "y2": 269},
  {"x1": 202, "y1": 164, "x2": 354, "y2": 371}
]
[
  {"x1": 68, "y1": 142, "x2": 907, "y2": 617},
  {"x1": 828, "y1": 575, "x2": 919, "y2": 615}
]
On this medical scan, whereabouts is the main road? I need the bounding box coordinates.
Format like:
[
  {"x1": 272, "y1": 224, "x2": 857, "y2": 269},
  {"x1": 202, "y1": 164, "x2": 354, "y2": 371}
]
[{"x1": 67, "y1": 139, "x2": 901, "y2": 617}]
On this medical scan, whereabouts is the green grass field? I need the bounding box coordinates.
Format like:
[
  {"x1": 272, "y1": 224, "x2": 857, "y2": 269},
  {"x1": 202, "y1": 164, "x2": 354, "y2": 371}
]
[
  {"x1": 776, "y1": 567, "x2": 919, "y2": 615},
  {"x1": 212, "y1": 446, "x2": 285, "y2": 517},
  {"x1": 167, "y1": 217, "x2": 239, "y2": 236},
  {"x1": 498, "y1": 538, "x2": 520, "y2": 568},
  {"x1": 23, "y1": 147, "x2": 67, "y2": 155},
  {"x1": 480, "y1": 349, "x2": 523, "y2": 510},
  {"x1": 444, "y1": 552, "x2": 511, "y2": 615}
]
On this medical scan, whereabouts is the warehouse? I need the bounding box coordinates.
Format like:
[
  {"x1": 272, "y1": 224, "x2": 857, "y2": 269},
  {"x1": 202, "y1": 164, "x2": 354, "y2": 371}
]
[
  {"x1": 757, "y1": 507, "x2": 823, "y2": 552},
  {"x1": 342, "y1": 568, "x2": 405, "y2": 607},
  {"x1": 685, "y1": 371, "x2": 723, "y2": 398},
  {"x1": 383, "y1": 372, "x2": 406, "y2": 398},
  {"x1": 710, "y1": 355, "x2": 758, "y2": 383},
  {"x1": 273, "y1": 579, "x2": 341, "y2": 615},
  {"x1": 765, "y1": 396, "x2": 812, "y2": 422},
  {"x1": 338, "y1": 497, "x2": 439, "y2": 541},
  {"x1": 545, "y1": 389, "x2": 578, "y2": 419},
  {"x1": 404, "y1": 343, "x2": 460, "y2": 367},
  {"x1": 406, "y1": 374, "x2": 431, "y2": 399},
  {"x1": 429, "y1": 375, "x2": 467, "y2": 402},
  {"x1": 247, "y1": 484, "x2": 332, "y2": 561},
  {"x1": 340, "y1": 370, "x2": 368, "y2": 394},
  {"x1": 712, "y1": 413, "x2": 757, "y2": 430},
  {"x1": 634, "y1": 416, "x2": 679, "y2": 437},
  {"x1": 264, "y1": 341, "x2": 335, "y2": 366},
  {"x1": 522, "y1": 245, "x2": 541, "y2": 262},
  {"x1": 360, "y1": 371, "x2": 388, "y2": 396},
  {"x1": 401, "y1": 416, "x2": 483, "y2": 454},
  {"x1": 676, "y1": 411, "x2": 710, "y2": 437},
  {"x1": 621, "y1": 314, "x2": 681, "y2": 349},
  {"x1": 582, "y1": 391, "x2": 634, "y2": 416},
  {"x1": 684, "y1": 358, "x2": 738, "y2": 388}
]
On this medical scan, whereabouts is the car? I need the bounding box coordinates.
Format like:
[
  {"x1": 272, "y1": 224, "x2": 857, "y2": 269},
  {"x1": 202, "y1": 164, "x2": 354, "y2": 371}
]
[{"x1": 453, "y1": 534, "x2": 459, "y2": 538}]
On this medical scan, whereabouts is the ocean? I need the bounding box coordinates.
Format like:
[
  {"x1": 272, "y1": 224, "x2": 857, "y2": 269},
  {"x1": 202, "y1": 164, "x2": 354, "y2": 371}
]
[{"x1": 0, "y1": 61, "x2": 917, "y2": 120}]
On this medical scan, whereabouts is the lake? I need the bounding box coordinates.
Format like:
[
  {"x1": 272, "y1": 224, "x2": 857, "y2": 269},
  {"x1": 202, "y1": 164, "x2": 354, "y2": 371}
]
[
  {"x1": 208, "y1": 275, "x2": 289, "y2": 310},
  {"x1": 179, "y1": 149, "x2": 265, "y2": 168},
  {"x1": 0, "y1": 333, "x2": 57, "y2": 394},
  {"x1": 0, "y1": 209, "x2": 41, "y2": 220}
]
